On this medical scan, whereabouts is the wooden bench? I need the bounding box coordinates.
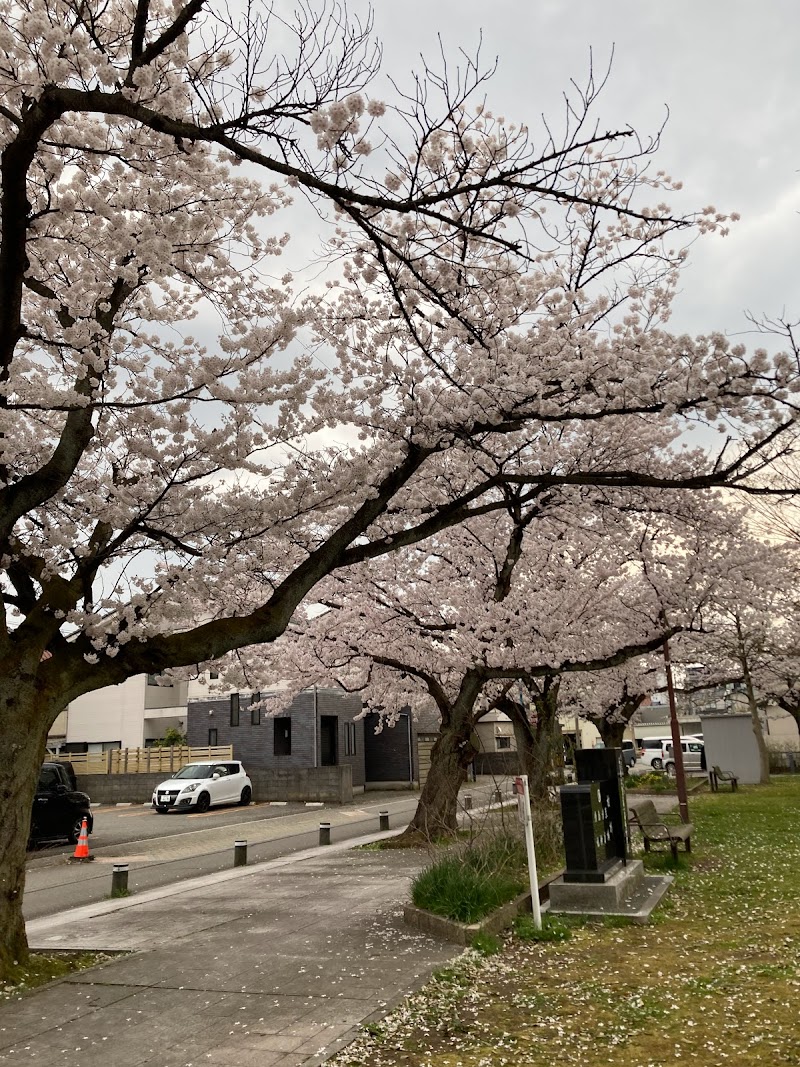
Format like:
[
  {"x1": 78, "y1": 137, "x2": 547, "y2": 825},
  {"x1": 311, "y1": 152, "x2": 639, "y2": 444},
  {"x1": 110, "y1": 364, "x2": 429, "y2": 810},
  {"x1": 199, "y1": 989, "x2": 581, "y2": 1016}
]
[
  {"x1": 710, "y1": 765, "x2": 739, "y2": 792},
  {"x1": 629, "y1": 799, "x2": 694, "y2": 862}
]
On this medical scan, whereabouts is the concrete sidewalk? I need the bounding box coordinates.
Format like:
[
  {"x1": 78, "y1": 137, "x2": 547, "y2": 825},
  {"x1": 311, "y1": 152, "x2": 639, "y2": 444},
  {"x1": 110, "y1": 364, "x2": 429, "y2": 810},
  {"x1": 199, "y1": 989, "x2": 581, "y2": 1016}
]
[
  {"x1": 4, "y1": 834, "x2": 460, "y2": 1067},
  {"x1": 3, "y1": 783, "x2": 679, "y2": 1066}
]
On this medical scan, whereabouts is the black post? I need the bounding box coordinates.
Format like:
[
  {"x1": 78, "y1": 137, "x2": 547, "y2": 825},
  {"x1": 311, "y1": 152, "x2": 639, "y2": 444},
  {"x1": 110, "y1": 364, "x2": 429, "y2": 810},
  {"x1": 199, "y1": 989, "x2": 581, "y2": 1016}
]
[
  {"x1": 379, "y1": 811, "x2": 390, "y2": 831},
  {"x1": 319, "y1": 822, "x2": 331, "y2": 845},
  {"x1": 234, "y1": 840, "x2": 248, "y2": 867},
  {"x1": 111, "y1": 863, "x2": 129, "y2": 896}
]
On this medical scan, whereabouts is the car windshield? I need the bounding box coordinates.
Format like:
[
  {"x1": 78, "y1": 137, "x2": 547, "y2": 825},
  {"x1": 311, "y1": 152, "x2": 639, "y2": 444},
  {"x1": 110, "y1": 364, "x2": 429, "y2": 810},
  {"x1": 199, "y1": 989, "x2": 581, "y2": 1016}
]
[{"x1": 173, "y1": 764, "x2": 214, "y2": 780}]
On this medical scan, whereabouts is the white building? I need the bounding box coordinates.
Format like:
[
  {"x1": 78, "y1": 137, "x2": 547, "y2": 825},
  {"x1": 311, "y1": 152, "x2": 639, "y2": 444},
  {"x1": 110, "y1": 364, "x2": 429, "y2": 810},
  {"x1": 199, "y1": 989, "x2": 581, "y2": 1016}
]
[{"x1": 49, "y1": 673, "x2": 211, "y2": 753}]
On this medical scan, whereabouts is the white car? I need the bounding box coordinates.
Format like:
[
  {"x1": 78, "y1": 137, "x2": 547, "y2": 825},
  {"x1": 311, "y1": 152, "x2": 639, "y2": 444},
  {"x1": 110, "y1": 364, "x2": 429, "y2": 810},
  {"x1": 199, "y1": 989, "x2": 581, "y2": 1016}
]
[{"x1": 152, "y1": 760, "x2": 252, "y2": 813}]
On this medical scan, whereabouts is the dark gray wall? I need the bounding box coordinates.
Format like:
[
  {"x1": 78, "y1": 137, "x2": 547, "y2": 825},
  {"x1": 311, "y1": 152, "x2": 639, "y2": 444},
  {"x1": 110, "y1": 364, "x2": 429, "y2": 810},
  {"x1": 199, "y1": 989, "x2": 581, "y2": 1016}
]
[
  {"x1": 473, "y1": 750, "x2": 521, "y2": 776},
  {"x1": 363, "y1": 711, "x2": 416, "y2": 785},
  {"x1": 187, "y1": 689, "x2": 366, "y2": 786},
  {"x1": 249, "y1": 766, "x2": 352, "y2": 803}
]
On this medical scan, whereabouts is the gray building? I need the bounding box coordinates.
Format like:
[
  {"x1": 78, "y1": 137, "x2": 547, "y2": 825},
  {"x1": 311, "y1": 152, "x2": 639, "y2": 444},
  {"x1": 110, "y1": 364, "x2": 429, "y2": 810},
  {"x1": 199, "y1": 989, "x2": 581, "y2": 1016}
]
[{"x1": 187, "y1": 688, "x2": 365, "y2": 789}]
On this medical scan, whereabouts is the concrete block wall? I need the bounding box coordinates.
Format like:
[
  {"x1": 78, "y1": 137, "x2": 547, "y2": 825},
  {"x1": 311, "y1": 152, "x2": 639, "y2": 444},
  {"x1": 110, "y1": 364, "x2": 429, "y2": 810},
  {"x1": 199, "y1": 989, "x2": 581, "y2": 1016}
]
[
  {"x1": 77, "y1": 772, "x2": 166, "y2": 804},
  {"x1": 248, "y1": 766, "x2": 352, "y2": 804},
  {"x1": 77, "y1": 766, "x2": 353, "y2": 805}
]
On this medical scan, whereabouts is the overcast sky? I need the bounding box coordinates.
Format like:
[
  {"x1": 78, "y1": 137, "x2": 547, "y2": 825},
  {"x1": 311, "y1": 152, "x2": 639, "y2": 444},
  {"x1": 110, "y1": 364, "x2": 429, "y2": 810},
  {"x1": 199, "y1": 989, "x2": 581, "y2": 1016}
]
[{"x1": 348, "y1": 0, "x2": 799, "y2": 343}]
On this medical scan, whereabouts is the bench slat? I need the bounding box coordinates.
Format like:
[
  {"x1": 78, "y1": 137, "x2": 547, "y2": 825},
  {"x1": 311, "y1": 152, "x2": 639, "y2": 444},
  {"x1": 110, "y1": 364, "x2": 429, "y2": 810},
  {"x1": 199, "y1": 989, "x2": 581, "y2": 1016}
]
[{"x1": 629, "y1": 800, "x2": 693, "y2": 860}]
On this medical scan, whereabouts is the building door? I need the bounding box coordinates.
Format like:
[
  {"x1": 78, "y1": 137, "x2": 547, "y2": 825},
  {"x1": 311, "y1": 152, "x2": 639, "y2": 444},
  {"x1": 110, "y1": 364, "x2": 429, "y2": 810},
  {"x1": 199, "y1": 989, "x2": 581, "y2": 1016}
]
[{"x1": 320, "y1": 715, "x2": 338, "y2": 766}]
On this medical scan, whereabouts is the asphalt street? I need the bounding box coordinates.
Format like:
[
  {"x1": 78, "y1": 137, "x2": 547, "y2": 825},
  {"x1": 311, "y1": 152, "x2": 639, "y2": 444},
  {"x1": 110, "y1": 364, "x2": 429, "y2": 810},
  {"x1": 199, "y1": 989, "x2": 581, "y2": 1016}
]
[
  {"x1": 26, "y1": 798, "x2": 315, "y2": 858},
  {"x1": 22, "y1": 789, "x2": 477, "y2": 920}
]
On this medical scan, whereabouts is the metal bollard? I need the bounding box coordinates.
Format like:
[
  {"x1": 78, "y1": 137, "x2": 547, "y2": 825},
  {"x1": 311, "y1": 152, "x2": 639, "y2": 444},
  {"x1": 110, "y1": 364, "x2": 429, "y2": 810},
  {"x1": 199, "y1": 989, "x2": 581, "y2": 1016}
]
[
  {"x1": 493, "y1": 788, "x2": 502, "y2": 805},
  {"x1": 111, "y1": 863, "x2": 129, "y2": 896},
  {"x1": 234, "y1": 840, "x2": 248, "y2": 867},
  {"x1": 463, "y1": 793, "x2": 473, "y2": 811},
  {"x1": 319, "y1": 821, "x2": 331, "y2": 846},
  {"x1": 379, "y1": 810, "x2": 390, "y2": 831}
]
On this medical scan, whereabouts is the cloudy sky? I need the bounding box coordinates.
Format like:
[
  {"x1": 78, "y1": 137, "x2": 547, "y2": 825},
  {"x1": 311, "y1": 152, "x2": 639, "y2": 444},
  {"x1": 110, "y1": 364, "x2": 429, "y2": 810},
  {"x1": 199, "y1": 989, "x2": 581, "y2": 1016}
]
[{"x1": 349, "y1": 0, "x2": 799, "y2": 342}]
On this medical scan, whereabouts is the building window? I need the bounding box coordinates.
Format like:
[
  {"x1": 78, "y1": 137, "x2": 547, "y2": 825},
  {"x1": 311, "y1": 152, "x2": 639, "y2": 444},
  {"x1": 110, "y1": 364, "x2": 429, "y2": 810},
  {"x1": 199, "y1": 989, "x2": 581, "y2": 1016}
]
[
  {"x1": 209, "y1": 669, "x2": 219, "y2": 680},
  {"x1": 230, "y1": 693, "x2": 240, "y2": 726},
  {"x1": 251, "y1": 695, "x2": 260, "y2": 727},
  {"x1": 344, "y1": 722, "x2": 356, "y2": 756},
  {"x1": 496, "y1": 735, "x2": 512, "y2": 751},
  {"x1": 208, "y1": 728, "x2": 218, "y2": 746},
  {"x1": 274, "y1": 718, "x2": 291, "y2": 756}
]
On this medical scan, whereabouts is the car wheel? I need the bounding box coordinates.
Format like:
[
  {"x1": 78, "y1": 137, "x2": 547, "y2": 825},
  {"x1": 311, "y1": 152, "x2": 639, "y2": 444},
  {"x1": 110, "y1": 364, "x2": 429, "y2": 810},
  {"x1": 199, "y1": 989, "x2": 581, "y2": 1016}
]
[
  {"x1": 239, "y1": 786, "x2": 252, "y2": 806},
  {"x1": 652, "y1": 758, "x2": 663, "y2": 770},
  {"x1": 195, "y1": 792, "x2": 211, "y2": 813},
  {"x1": 665, "y1": 762, "x2": 676, "y2": 776},
  {"x1": 68, "y1": 816, "x2": 88, "y2": 845}
]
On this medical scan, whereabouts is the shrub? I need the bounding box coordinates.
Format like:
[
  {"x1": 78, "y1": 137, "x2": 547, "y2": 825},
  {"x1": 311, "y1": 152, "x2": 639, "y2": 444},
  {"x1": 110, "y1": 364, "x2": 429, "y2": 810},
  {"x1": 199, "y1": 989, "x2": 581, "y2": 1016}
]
[
  {"x1": 412, "y1": 852, "x2": 525, "y2": 923},
  {"x1": 626, "y1": 771, "x2": 670, "y2": 791},
  {"x1": 412, "y1": 830, "x2": 528, "y2": 923},
  {"x1": 411, "y1": 805, "x2": 565, "y2": 925}
]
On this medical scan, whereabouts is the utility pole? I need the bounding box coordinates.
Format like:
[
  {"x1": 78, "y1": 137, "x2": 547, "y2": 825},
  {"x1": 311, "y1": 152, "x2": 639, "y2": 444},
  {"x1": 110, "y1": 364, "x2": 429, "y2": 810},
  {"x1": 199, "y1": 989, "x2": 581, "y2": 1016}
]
[{"x1": 663, "y1": 639, "x2": 689, "y2": 823}]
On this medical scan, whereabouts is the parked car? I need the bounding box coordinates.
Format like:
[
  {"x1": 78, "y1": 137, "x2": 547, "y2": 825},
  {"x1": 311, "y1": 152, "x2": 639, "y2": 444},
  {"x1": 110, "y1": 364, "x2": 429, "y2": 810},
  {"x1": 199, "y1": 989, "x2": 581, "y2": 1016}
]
[
  {"x1": 664, "y1": 738, "x2": 705, "y2": 775},
  {"x1": 621, "y1": 740, "x2": 638, "y2": 768},
  {"x1": 152, "y1": 760, "x2": 252, "y2": 813},
  {"x1": 639, "y1": 737, "x2": 674, "y2": 770},
  {"x1": 30, "y1": 762, "x2": 93, "y2": 845}
]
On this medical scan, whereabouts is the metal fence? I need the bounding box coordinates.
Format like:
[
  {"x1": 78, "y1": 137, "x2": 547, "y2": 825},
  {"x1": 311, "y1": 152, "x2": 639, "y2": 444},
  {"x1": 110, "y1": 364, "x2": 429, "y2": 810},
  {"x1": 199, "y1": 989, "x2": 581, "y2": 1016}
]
[
  {"x1": 51, "y1": 745, "x2": 234, "y2": 775},
  {"x1": 768, "y1": 750, "x2": 800, "y2": 774}
]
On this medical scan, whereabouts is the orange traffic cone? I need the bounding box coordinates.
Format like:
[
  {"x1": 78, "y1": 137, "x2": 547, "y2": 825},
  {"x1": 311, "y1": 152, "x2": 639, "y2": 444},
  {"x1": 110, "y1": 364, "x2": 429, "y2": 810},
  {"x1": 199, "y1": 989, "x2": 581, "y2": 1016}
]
[{"x1": 69, "y1": 816, "x2": 93, "y2": 862}]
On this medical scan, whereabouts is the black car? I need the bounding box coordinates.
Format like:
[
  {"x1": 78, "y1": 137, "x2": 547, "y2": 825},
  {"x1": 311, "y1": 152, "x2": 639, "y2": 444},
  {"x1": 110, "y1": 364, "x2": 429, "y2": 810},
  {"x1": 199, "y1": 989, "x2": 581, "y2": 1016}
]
[{"x1": 30, "y1": 762, "x2": 93, "y2": 845}]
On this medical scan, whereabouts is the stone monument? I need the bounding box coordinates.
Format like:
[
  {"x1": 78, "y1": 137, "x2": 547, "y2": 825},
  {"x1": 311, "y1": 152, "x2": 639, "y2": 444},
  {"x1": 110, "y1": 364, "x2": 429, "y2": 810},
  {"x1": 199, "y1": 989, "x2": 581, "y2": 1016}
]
[{"x1": 548, "y1": 747, "x2": 672, "y2": 923}]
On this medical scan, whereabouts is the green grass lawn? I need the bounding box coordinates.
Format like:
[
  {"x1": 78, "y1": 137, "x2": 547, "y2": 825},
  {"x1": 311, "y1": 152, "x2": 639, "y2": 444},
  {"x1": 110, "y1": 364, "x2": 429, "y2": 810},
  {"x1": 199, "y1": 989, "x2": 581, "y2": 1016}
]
[
  {"x1": 0, "y1": 952, "x2": 114, "y2": 1002},
  {"x1": 334, "y1": 778, "x2": 800, "y2": 1067}
]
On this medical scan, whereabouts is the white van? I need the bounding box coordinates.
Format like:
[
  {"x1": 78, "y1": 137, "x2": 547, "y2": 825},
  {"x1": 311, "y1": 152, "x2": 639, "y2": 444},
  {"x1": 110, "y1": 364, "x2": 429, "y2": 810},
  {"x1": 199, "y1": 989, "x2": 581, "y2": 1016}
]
[
  {"x1": 663, "y1": 738, "x2": 705, "y2": 775},
  {"x1": 638, "y1": 735, "x2": 704, "y2": 771},
  {"x1": 639, "y1": 737, "x2": 674, "y2": 769}
]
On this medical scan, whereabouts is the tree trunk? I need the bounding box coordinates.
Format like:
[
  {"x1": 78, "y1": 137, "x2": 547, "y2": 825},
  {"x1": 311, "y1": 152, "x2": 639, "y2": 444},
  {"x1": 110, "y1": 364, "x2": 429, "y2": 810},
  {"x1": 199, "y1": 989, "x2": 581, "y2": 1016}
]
[
  {"x1": 777, "y1": 698, "x2": 800, "y2": 740},
  {"x1": 506, "y1": 689, "x2": 560, "y2": 800},
  {"x1": 402, "y1": 718, "x2": 476, "y2": 839},
  {"x1": 592, "y1": 718, "x2": 627, "y2": 748},
  {"x1": 589, "y1": 694, "x2": 645, "y2": 750},
  {"x1": 744, "y1": 686, "x2": 771, "y2": 784},
  {"x1": 736, "y1": 625, "x2": 770, "y2": 784},
  {"x1": 0, "y1": 683, "x2": 52, "y2": 980}
]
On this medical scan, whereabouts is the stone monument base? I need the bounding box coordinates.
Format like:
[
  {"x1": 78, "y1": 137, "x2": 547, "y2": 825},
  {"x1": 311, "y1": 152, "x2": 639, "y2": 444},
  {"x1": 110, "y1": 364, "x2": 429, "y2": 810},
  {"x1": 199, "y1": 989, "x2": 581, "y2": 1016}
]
[{"x1": 548, "y1": 859, "x2": 672, "y2": 924}]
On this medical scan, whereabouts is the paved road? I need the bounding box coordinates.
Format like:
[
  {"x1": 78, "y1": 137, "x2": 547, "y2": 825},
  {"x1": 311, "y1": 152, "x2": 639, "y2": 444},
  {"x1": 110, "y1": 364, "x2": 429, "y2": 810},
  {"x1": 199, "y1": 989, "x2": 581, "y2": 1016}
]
[
  {"x1": 23, "y1": 785, "x2": 505, "y2": 920},
  {"x1": 26, "y1": 799, "x2": 316, "y2": 861}
]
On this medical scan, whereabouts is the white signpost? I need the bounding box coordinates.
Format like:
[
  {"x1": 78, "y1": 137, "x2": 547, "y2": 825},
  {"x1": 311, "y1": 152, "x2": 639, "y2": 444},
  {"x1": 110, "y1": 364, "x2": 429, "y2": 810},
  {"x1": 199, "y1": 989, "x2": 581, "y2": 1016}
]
[{"x1": 515, "y1": 774, "x2": 542, "y2": 930}]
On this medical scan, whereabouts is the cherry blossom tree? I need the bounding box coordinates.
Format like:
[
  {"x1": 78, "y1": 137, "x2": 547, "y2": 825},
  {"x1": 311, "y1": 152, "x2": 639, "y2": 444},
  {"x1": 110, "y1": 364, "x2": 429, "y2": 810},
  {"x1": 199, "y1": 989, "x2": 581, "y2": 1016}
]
[
  {"x1": 675, "y1": 530, "x2": 800, "y2": 778},
  {"x1": 490, "y1": 676, "x2": 562, "y2": 799},
  {"x1": 236, "y1": 488, "x2": 726, "y2": 832},
  {"x1": 1, "y1": 0, "x2": 798, "y2": 975},
  {"x1": 483, "y1": 506, "x2": 734, "y2": 787}
]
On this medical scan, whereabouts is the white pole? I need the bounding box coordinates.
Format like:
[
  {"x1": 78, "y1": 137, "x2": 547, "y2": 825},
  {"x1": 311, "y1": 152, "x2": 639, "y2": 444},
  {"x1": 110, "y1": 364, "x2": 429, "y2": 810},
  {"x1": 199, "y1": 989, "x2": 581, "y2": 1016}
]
[{"x1": 516, "y1": 774, "x2": 542, "y2": 930}]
